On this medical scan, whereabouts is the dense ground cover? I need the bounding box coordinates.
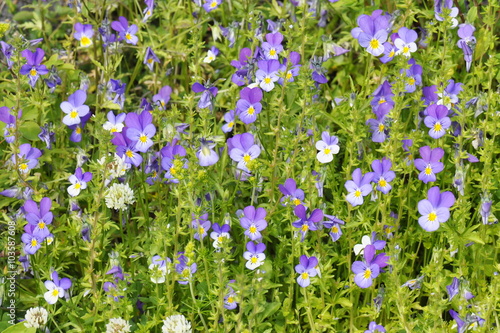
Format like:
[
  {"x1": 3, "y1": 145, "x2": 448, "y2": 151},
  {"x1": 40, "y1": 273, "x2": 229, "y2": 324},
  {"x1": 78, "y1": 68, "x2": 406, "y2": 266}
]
[{"x1": 0, "y1": 0, "x2": 499, "y2": 332}]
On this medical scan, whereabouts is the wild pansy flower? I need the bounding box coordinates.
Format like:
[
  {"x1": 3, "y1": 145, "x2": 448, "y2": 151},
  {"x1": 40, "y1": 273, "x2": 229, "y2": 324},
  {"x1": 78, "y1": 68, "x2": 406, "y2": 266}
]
[
  {"x1": 315, "y1": 131, "x2": 340, "y2": 163},
  {"x1": 292, "y1": 205, "x2": 323, "y2": 241},
  {"x1": 111, "y1": 16, "x2": 138, "y2": 45},
  {"x1": 0, "y1": 41, "x2": 14, "y2": 69},
  {"x1": 24, "y1": 197, "x2": 53, "y2": 240},
  {"x1": 44, "y1": 65, "x2": 62, "y2": 92},
  {"x1": 203, "y1": 0, "x2": 222, "y2": 12},
  {"x1": 371, "y1": 81, "x2": 394, "y2": 109},
  {"x1": 351, "y1": 244, "x2": 389, "y2": 288},
  {"x1": 457, "y1": 24, "x2": 475, "y2": 72},
  {"x1": 149, "y1": 255, "x2": 170, "y2": 283},
  {"x1": 160, "y1": 139, "x2": 187, "y2": 182},
  {"x1": 480, "y1": 198, "x2": 494, "y2": 225},
  {"x1": 434, "y1": 0, "x2": 459, "y2": 28},
  {"x1": 12, "y1": 143, "x2": 42, "y2": 174},
  {"x1": 261, "y1": 32, "x2": 284, "y2": 60},
  {"x1": 379, "y1": 42, "x2": 395, "y2": 63},
  {"x1": 142, "y1": 0, "x2": 155, "y2": 22},
  {"x1": 0, "y1": 106, "x2": 18, "y2": 143},
  {"x1": 371, "y1": 158, "x2": 395, "y2": 194},
  {"x1": 38, "y1": 123, "x2": 55, "y2": 149},
  {"x1": 295, "y1": 255, "x2": 318, "y2": 288},
  {"x1": 447, "y1": 277, "x2": 460, "y2": 301},
  {"x1": 279, "y1": 178, "x2": 305, "y2": 206},
  {"x1": 367, "y1": 102, "x2": 392, "y2": 143},
  {"x1": 240, "y1": 206, "x2": 267, "y2": 241},
  {"x1": 403, "y1": 59, "x2": 422, "y2": 93},
  {"x1": 424, "y1": 104, "x2": 451, "y2": 139},
  {"x1": 394, "y1": 27, "x2": 417, "y2": 57},
  {"x1": 192, "y1": 82, "x2": 218, "y2": 109},
  {"x1": 438, "y1": 79, "x2": 463, "y2": 109},
  {"x1": 196, "y1": 138, "x2": 219, "y2": 166},
  {"x1": 20, "y1": 48, "x2": 48, "y2": 87},
  {"x1": 365, "y1": 321, "x2": 386, "y2": 333},
  {"x1": 107, "y1": 79, "x2": 126, "y2": 109},
  {"x1": 243, "y1": 241, "x2": 266, "y2": 270},
  {"x1": 210, "y1": 223, "x2": 231, "y2": 249},
  {"x1": 449, "y1": 310, "x2": 485, "y2": 333},
  {"x1": 44, "y1": 271, "x2": 72, "y2": 304},
  {"x1": 176, "y1": 253, "x2": 197, "y2": 285},
  {"x1": 74, "y1": 23, "x2": 93, "y2": 47},
  {"x1": 61, "y1": 89, "x2": 90, "y2": 126},
  {"x1": 103, "y1": 111, "x2": 126, "y2": 133},
  {"x1": 221, "y1": 110, "x2": 236, "y2": 133},
  {"x1": 227, "y1": 132, "x2": 261, "y2": 172},
  {"x1": 111, "y1": 129, "x2": 143, "y2": 167},
  {"x1": 309, "y1": 56, "x2": 328, "y2": 85},
  {"x1": 144, "y1": 47, "x2": 160, "y2": 71},
  {"x1": 236, "y1": 87, "x2": 263, "y2": 124},
  {"x1": 345, "y1": 168, "x2": 375, "y2": 207},
  {"x1": 230, "y1": 47, "x2": 253, "y2": 86},
  {"x1": 67, "y1": 167, "x2": 92, "y2": 197},
  {"x1": 203, "y1": 46, "x2": 219, "y2": 63},
  {"x1": 414, "y1": 146, "x2": 444, "y2": 183},
  {"x1": 401, "y1": 275, "x2": 424, "y2": 289},
  {"x1": 125, "y1": 110, "x2": 156, "y2": 153},
  {"x1": 255, "y1": 59, "x2": 280, "y2": 92},
  {"x1": 103, "y1": 282, "x2": 123, "y2": 302},
  {"x1": 22, "y1": 227, "x2": 43, "y2": 255},
  {"x1": 351, "y1": 13, "x2": 389, "y2": 57},
  {"x1": 68, "y1": 113, "x2": 91, "y2": 143},
  {"x1": 223, "y1": 281, "x2": 238, "y2": 310},
  {"x1": 279, "y1": 51, "x2": 301, "y2": 84},
  {"x1": 191, "y1": 213, "x2": 211, "y2": 241},
  {"x1": 153, "y1": 85, "x2": 172, "y2": 110},
  {"x1": 353, "y1": 232, "x2": 386, "y2": 255},
  {"x1": 322, "y1": 214, "x2": 345, "y2": 242},
  {"x1": 418, "y1": 186, "x2": 456, "y2": 232}
]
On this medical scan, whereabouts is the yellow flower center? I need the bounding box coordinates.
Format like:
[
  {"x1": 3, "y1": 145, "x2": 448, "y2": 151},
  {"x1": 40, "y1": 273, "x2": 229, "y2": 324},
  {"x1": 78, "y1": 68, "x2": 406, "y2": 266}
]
[
  {"x1": 369, "y1": 38, "x2": 380, "y2": 50},
  {"x1": 264, "y1": 77, "x2": 271, "y2": 84},
  {"x1": 228, "y1": 121, "x2": 234, "y2": 128},
  {"x1": 125, "y1": 150, "x2": 134, "y2": 158},
  {"x1": 198, "y1": 227, "x2": 205, "y2": 235},
  {"x1": 210, "y1": 0, "x2": 217, "y2": 7},
  {"x1": 243, "y1": 154, "x2": 251, "y2": 163},
  {"x1": 250, "y1": 256, "x2": 258, "y2": 264},
  {"x1": 389, "y1": 50, "x2": 395, "y2": 57},
  {"x1": 30, "y1": 68, "x2": 37, "y2": 76},
  {"x1": 75, "y1": 127, "x2": 81, "y2": 134},
  {"x1": 331, "y1": 226, "x2": 339, "y2": 233},
  {"x1": 378, "y1": 178, "x2": 387, "y2": 187},
  {"x1": 354, "y1": 190, "x2": 362, "y2": 198},
  {"x1": 139, "y1": 134, "x2": 148, "y2": 143},
  {"x1": 269, "y1": 48, "x2": 276, "y2": 56},
  {"x1": 19, "y1": 163, "x2": 28, "y2": 171},
  {"x1": 31, "y1": 239, "x2": 38, "y2": 247},
  {"x1": 38, "y1": 222, "x2": 46, "y2": 229},
  {"x1": 378, "y1": 98, "x2": 386, "y2": 104},
  {"x1": 217, "y1": 236, "x2": 223, "y2": 243},
  {"x1": 249, "y1": 226, "x2": 257, "y2": 234},
  {"x1": 378, "y1": 123, "x2": 384, "y2": 132},
  {"x1": 70, "y1": 110, "x2": 78, "y2": 118},
  {"x1": 324, "y1": 148, "x2": 331, "y2": 155},
  {"x1": 81, "y1": 36, "x2": 92, "y2": 47},
  {"x1": 247, "y1": 106, "x2": 255, "y2": 115},
  {"x1": 51, "y1": 289, "x2": 59, "y2": 297},
  {"x1": 293, "y1": 198, "x2": 301, "y2": 206},
  {"x1": 286, "y1": 71, "x2": 293, "y2": 80},
  {"x1": 125, "y1": 33, "x2": 132, "y2": 40},
  {"x1": 74, "y1": 183, "x2": 81, "y2": 189},
  {"x1": 170, "y1": 167, "x2": 177, "y2": 175},
  {"x1": 363, "y1": 268, "x2": 372, "y2": 279},
  {"x1": 301, "y1": 224, "x2": 309, "y2": 232},
  {"x1": 403, "y1": 46, "x2": 410, "y2": 54},
  {"x1": 424, "y1": 165, "x2": 432, "y2": 175},
  {"x1": 147, "y1": 58, "x2": 153, "y2": 64},
  {"x1": 408, "y1": 77, "x2": 416, "y2": 86},
  {"x1": 110, "y1": 127, "x2": 117, "y2": 133},
  {"x1": 301, "y1": 272, "x2": 309, "y2": 280},
  {"x1": 428, "y1": 212, "x2": 437, "y2": 222},
  {"x1": 433, "y1": 122, "x2": 442, "y2": 132},
  {"x1": 227, "y1": 296, "x2": 234, "y2": 303}
]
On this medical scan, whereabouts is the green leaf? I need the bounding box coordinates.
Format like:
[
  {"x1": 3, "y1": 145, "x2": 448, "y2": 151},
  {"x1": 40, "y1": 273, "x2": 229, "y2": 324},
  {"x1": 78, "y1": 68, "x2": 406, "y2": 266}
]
[
  {"x1": 466, "y1": 7, "x2": 477, "y2": 24},
  {"x1": 464, "y1": 232, "x2": 485, "y2": 245},
  {"x1": 258, "y1": 302, "x2": 281, "y2": 321},
  {"x1": 2, "y1": 322, "x2": 37, "y2": 333},
  {"x1": 336, "y1": 297, "x2": 353, "y2": 308},
  {"x1": 19, "y1": 121, "x2": 40, "y2": 141},
  {"x1": 101, "y1": 101, "x2": 122, "y2": 110}
]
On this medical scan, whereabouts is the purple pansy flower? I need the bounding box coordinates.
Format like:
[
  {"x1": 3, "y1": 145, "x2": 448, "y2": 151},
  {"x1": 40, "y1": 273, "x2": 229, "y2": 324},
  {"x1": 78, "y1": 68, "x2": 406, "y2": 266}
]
[
  {"x1": 404, "y1": 58, "x2": 422, "y2": 93},
  {"x1": 261, "y1": 32, "x2": 284, "y2": 60},
  {"x1": 424, "y1": 104, "x2": 451, "y2": 139},
  {"x1": 418, "y1": 186, "x2": 456, "y2": 231},
  {"x1": 153, "y1": 85, "x2": 172, "y2": 110},
  {"x1": 371, "y1": 81, "x2": 394, "y2": 108},
  {"x1": 74, "y1": 23, "x2": 94, "y2": 47},
  {"x1": 1, "y1": 41, "x2": 14, "y2": 69},
  {"x1": 243, "y1": 241, "x2": 266, "y2": 270},
  {"x1": 12, "y1": 143, "x2": 42, "y2": 174},
  {"x1": 279, "y1": 51, "x2": 301, "y2": 84},
  {"x1": 278, "y1": 178, "x2": 305, "y2": 206},
  {"x1": 231, "y1": 48, "x2": 253, "y2": 86},
  {"x1": 322, "y1": 214, "x2": 345, "y2": 242},
  {"x1": 107, "y1": 79, "x2": 126, "y2": 109},
  {"x1": 67, "y1": 167, "x2": 93, "y2": 197},
  {"x1": 414, "y1": 146, "x2": 444, "y2": 183},
  {"x1": 175, "y1": 253, "x2": 197, "y2": 284},
  {"x1": 142, "y1": 0, "x2": 155, "y2": 22},
  {"x1": 394, "y1": 27, "x2": 418, "y2": 57},
  {"x1": 61, "y1": 90, "x2": 90, "y2": 126},
  {"x1": 111, "y1": 16, "x2": 139, "y2": 45},
  {"x1": 292, "y1": 205, "x2": 323, "y2": 241},
  {"x1": 379, "y1": 42, "x2": 396, "y2": 63},
  {"x1": 144, "y1": 47, "x2": 160, "y2": 71},
  {"x1": 481, "y1": 199, "x2": 493, "y2": 225},
  {"x1": 0, "y1": 106, "x2": 17, "y2": 143},
  {"x1": 352, "y1": 14, "x2": 389, "y2": 56},
  {"x1": 457, "y1": 24, "x2": 475, "y2": 72},
  {"x1": 103, "y1": 111, "x2": 126, "y2": 133},
  {"x1": 192, "y1": 82, "x2": 218, "y2": 110},
  {"x1": 20, "y1": 48, "x2": 49, "y2": 87},
  {"x1": 353, "y1": 232, "x2": 386, "y2": 255},
  {"x1": 210, "y1": 223, "x2": 231, "y2": 249},
  {"x1": 240, "y1": 206, "x2": 267, "y2": 241},
  {"x1": 366, "y1": 102, "x2": 392, "y2": 143},
  {"x1": 295, "y1": 255, "x2": 318, "y2": 288},
  {"x1": 223, "y1": 281, "x2": 238, "y2": 310},
  {"x1": 438, "y1": 79, "x2": 463, "y2": 109},
  {"x1": 44, "y1": 271, "x2": 72, "y2": 304},
  {"x1": 365, "y1": 321, "x2": 386, "y2": 333},
  {"x1": 125, "y1": 110, "x2": 156, "y2": 153},
  {"x1": 203, "y1": 0, "x2": 222, "y2": 12},
  {"x1": 203, "y1": 46, "x2": 219, "y2": 63},
  {"x1": 447, "y1": 277, "x2": 460, "y2": 301},
  {"x1": 192, "y1": 213, "x2": 211, "y2": 241},
  {"x1": 227, "y1": 133, "x2": 261, "y2": 172},
  {"x1": 221, "y1": 110, "x2": 236, "y2": 133},
  {"x1": 371, "y1": 158, "x2": 395, "y2": 194},
  {"x1": 434, "y1": 0, "x2": 459, "y2": 28},
  {"x1": 196, "y1": 138, "x2": 219, "y2": 166},
  {"x1": 345, "y1": 168, "x2": 375, "y2": 207},
  {"x1": 68, "y1": 113, "x2": 91, "y2": 143},
  {"x1": 111, "y1": 129, "x2": 143, "y2": 167},
  {"x1": 23, "y1": 197, "x2": 53, "y2": 240},
  {"x1": 255, "y1": 59, "x2": 280, "y2": 92},
  {"x1": 352, "y1": 244, "x2": 389, "y2": 288},
  {"x1": 237, "y1": 87, "x2": 263, "y2": 124},
  {"x1": 315, "y1": 131, "x2": 340, "y2": 163}
]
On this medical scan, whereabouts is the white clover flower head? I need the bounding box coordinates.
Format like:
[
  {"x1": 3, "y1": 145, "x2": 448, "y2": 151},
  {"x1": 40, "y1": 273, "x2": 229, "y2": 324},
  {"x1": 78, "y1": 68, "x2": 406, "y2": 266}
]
[
  {"x1": 105, "y1": 183, "x2": 136, "y2": 211},
  {"x1": 24, "y1": 307, "x2": 48, "y2": 328},
  {"x1": 105, "y1": 317, "x2": 131, "y2": 333},
  {"x1": 162, "y1": 314, "x2": 192, "y2": 333}
]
